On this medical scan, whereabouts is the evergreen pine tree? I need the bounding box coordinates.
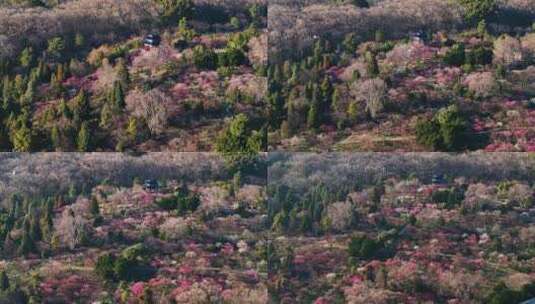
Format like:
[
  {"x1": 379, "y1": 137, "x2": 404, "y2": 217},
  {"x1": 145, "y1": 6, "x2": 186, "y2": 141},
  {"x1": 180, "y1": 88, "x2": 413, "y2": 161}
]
[
  {"x1": 286, "y1": 100, "x2": 297, "y2": 136},
  {"x1": 76, "y1": 121, "x2": 90, "y2": 152},
  {"x1": 20, "y1": 216, "x2": 35, "y2": 255},
  {"x1": 55, "y1": 64, "x2": 64, "y2": 82},
  {"x1": 50, "y1": 125, "x2": 60, "y2": 150},
  {"x1": 307, "y1": 100, "x2": 319, "y2": 130},
  {"x1": 365, "y1": 51, "x2": 379, "y2": 77},
  {"x1": 10, "y1": 194, "x2": 22, "y2": 219},
  {"x1": 113, "y1": 81, "x2": 125, "y2": 110},
  {"x1": 331, "y1": 88, "x2": 340, "y2": 112},
  {"x1": 13, "y1": 75, "x2": 26, "y2": 100},
  {"x1": 57, "y1": 98, "x2": 69, "y2": 119},
  {"x1": 41, "y1": 198, "x2": 55, "y2": 239},
  {"x1": 304, "y1": 81, "x2": 313, "y2": 100},
  {"x1": 73, "y1": 89, "x2": 90, "y2": 122},
  {"x1": 99, "y1": 103, "x2": 112, "y2": 128},
  {"x1": 50, "y1": 73, "x2": 63, "y2": 96},
  {"x1": 178, "y1": 17, "x2": 197, "y2": 42},
  {"x1": 30, "y1": 212, "x2": 42, "y2": 242},
  {"x1": 0, "y1": 271, "x2": 9, "y2": 291},
  {"x1": 75, "y1": 33, "x2": 85, "y2": 48},
  {"x1": 232, "y1": 171, "x2": 242, "y2": 195},
  {"x1": 320, "y1": 76, "x2": 333, "y2": 107},
  {"x1": 282, "y1": 61, "x2": 292, "y2": 80},
  {"x1": 115, "y1": 59, "x2": 129, "y2": 88},
  {"x1": 273, "y1": 65, "x2": 283, "y2": 84},
  {"x1": 90, "y1": 198, "x2": 100, "y2": 216},
  {"x1": 289, "y1": 64, "x2": 298, "y2": 85},
  {"x1": 313, "y1": 39, "x2": 323, "y2": 66},
  {"x1": 21, "y1": 79, "x2": 36, "y2": 107},
  {"x1": 269, "y1": 92, "x2": 284, "y2": 128},
  {"x1": 38, "y1": 59, "x2": 50, "y2": 82},
  {"x1": 126, "y1": 117, "x2": 138, "y2": 141},
  {"x1": 12, "y1": 123, "x2": 32, "y2": 152},
  {"x1": 19, "y1": 47, "x2": 34, "y2": 69},
  {"x1": 348, "y1": 101, "x2": 359, "y2": 122},
  {"x1": 2, "y1": 76, "x2": 11, "y2": 111}
]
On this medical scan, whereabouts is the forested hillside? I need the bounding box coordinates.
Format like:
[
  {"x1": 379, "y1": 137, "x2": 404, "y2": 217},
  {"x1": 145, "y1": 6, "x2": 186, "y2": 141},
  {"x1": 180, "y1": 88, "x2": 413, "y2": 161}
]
[
  {"x1": 0, "y1": 0, "x2": 267, "y2": 152},
  {"x1": 268, "y1": 0, "x2": 535, "y2": 152},
  {"x1": 0, "y1": 153, "x2": 268, "y2": 303},
  {"x1": 267, "y1": 153, "x2": 535, "y2": 303}
]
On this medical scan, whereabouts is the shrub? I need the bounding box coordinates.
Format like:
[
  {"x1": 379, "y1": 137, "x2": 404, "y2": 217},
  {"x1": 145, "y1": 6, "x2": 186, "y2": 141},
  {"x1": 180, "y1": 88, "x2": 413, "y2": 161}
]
[
  {"x1": 437, "y1": 105, "x2": 470, "y2": 149},
  {"x1": 466, "y1": 46, "x2": 493, "y2": 65},
  {"x1": 348, "y1": 235, "x2": 382, "y2": 260},
  {"x1": 68, "y1": 59, "x2": 89, "y2": 77},
  {"x1": 416, "y1": 119, "x2": 442, "y2": 150},
  {"x1": 177, "y1": 192, "x2": 200, "y2": 214},
  {"x1": 495, "y1": 64, "x2": 506, "y2": 78},
  {"x1": 95, "y1": 253, "x2": 116, "y2": 281},
  {"x1": 87, "y1": 46, "x2": 111, "y2": 67},
  {"x1": 192, "y1": 45, "x2": 218, "y2": 70},
  {"x1": 218, "y1": 48, "x2": 247, "y2": 67},
  {"x1": 215, "y1": 114, "x2": 265, "y2": 173},
  {"x1": 113, "y1": 257, "x2": 155, "y2": 282},
  {"x1": 443, "y1": 44, "x2": 466, "y2": 66},
  {"x1": 230, "y1": 16, "x2": 240, "y2": 29},
  {"x1": 415, "y1": 105, "x2": 469, "y2": 151},
  {"x1": 156, "y1": 187, "x2": 200, "y2": 214},
  {"x1": 156, "y1": 196, "x2": 177, "y2": 210},
  {"x1": 95, "y1": 244, "x2": 155, "y2": 282},
  {"x1": 375, "y1": 30, "x2": 385, "y2": 43},
  {"x1": 431, "y1": 188, "x2": 465, "y2": 209},
  {"x1": 486, "y1": 282, "x2": 535, "y2": 304},
  {"x1": 343, "y1": 33, "x2": 358, "y2": 54},
  {"x1": 352, "y1": 0, "x2": 369, "y2": 8}
]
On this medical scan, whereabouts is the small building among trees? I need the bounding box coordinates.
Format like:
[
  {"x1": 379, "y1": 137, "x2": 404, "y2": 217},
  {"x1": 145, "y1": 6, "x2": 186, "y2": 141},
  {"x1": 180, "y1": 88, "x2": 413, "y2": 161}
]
[
  {"x1": 143, "y1": 179, "x2": 159, "y2": 192},
  {"x1": 144, "y1": 34, "x2": 161, "y2": 48}
]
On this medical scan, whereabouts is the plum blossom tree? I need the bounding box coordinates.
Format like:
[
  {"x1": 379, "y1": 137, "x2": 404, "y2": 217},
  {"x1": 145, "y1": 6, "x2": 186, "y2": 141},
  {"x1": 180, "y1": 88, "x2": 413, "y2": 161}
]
[
  {"x1": 324, "y1": 201, "x2": 355, "y2": 232},
  {"x1": 55, "y1": 203, "x2": 90, "y2": 250},
  {"x1": 351, "y1": 78, "x2": 387, "y2": 119},
  {"x1": 506, "y1": 183, "x2": 533, "y2": 208},
  {"x1": 465, "y1": 72, "x2": 498, "y2": 99},
  {"x1": 521, "y1": 33, "x2": 535, "y2": 61},
  {"x1": 126, "y1": 88, "x2": 171, "y2": 135},
  {"x1": 493, "y1": 35, "x2": 526, "y2": 68}
]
